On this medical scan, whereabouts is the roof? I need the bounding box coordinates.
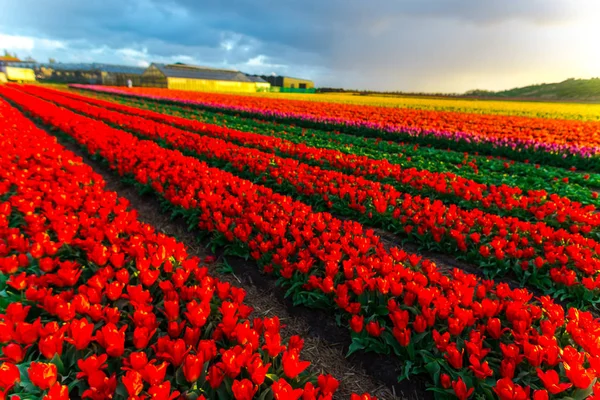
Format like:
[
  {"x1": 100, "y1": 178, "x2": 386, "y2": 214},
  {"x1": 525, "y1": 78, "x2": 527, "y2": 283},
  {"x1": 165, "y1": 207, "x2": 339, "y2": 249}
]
[
  {"x1": 280, "y1": 76, "x2": 313, "y2": 82},
  {"x1": 0, "y1": 62, "x2": 145, "y2": 74},
  {"x1": 0, "y1": 56, "x2": 21, "y2": 62},
  {"x1": 47, "y1": 63, "x2": 145, "y2": 74},
  {"x1": 150, "y1": 63, "x2": 253, "y2": 83},
  {"x1": 246, "y1": 75, "x2": 269, "y2": 83}
]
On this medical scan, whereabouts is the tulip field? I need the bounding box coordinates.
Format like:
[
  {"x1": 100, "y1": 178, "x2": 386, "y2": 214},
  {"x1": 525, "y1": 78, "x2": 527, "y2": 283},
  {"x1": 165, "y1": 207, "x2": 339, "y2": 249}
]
[{"x1": 2, "y1": 84, "x2": 600, "y2": 400}]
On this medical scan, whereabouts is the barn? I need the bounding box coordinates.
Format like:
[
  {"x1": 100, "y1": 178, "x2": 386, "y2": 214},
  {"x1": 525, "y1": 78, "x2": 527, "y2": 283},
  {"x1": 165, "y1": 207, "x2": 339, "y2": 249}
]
[
  {"x1": 0, "y1": 64, "x2": 36, "y2": 83},
  {"x1": 141, "y1": 63, "x2": 270, "y2": 93},
  {"x1": 34, "y1": 63, "x2": 145, "y2": 86},
  {"x1": 0, "y1": 57, "x2": 37, "y2": 83},
  {"x1": 245, "y1": 75, "x2": 271, "y2": 92}
]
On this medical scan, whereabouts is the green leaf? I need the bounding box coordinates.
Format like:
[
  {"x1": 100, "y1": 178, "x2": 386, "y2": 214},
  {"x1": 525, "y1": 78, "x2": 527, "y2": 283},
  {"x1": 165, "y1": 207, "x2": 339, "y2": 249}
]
[
  {"x1": 50, "y1": 353, "x2": 66, "y2": 376},
  {"x1": 346, "y1": 339, "x2": 366, "y2": 357},
  {"x1": 175, "y1": 366, "x2": 187, "y2": 386},
  {"x1": 398, "y1": 360, "x2": 414, "y2": 381},
  {"x1": 115, "y1": 382, "x2": 129, "y2": 398},
  {"x1": 424, "y1": 360, "x2": 441, "y2": 381},
  {"x1": 570, "y1": 379, "x2": 596, "y2": 400},
  {"x1": 257, "y1": 388, "x2": 273, "y2": 400}
]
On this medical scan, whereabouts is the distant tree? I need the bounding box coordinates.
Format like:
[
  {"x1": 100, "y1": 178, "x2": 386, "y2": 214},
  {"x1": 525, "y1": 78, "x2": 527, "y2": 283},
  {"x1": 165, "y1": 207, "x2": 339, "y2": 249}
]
[
  {"x1": 49, "y1": 58, "x2": 57, "y2": 63},
  {"x1": 2, "y1": 50, "x2": 19, "y2": 59},
  {"x1": 24, "y1": 56, "x2": 36, "y2": 62},
  {"x1": 464, "y1": 89, "x2": 495, "y2": 96}
]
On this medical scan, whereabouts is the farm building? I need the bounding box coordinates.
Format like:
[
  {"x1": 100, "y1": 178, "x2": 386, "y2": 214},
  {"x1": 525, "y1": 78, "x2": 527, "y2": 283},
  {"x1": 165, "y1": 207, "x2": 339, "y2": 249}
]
[
  {"x1": 141, "y1": 63, "x2": 270, "y2": 93},
  {"x1": 39, "y1": 63, "x2": 145, "y2": 85},
  {"x1": 0, "y1": 55, "x2": 22, "y2": 63},
  {"x1": 245, "y1": 75, "x2": 271, "y2": 92},
  {"x1": 260, "y1": 75, "x2": 315, "y2": 92},
  {"x1": 0, "y1": 62, "x2": 36, "y2": 83},
  {"x1": 0, "y1": 62, "x2": 145, "y2": 85}
]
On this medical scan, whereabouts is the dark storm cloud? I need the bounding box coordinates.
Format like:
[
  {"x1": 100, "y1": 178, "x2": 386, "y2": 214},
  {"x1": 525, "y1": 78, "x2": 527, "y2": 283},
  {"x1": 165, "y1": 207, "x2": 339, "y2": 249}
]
[{"x1": 0, "y1": 0, "x2": 596, "y2": 91}]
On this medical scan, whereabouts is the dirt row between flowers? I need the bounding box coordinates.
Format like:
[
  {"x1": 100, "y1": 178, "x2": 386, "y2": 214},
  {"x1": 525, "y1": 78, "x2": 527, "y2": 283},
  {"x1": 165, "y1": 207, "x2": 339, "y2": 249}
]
[{"x1": 30, "y1": 114, "x2": 427, "y2": 400}]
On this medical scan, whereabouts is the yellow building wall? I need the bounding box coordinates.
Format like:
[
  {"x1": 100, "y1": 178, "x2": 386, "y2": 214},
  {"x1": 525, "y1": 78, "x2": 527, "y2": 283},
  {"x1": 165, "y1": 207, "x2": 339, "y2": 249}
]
[
  {"x1": 282, "y1": 77, "x2": 314, "y2": 89},
  {"x1": 255, "y1": 82, "x2": 271, "y2": 92},
  {"x1": 5, "y1": 67, "x2": 36, "y2": 82},
  {"x1": 167, "y1": 77, "x2": 261, "y2": 93},
  {"x1": 0, "y1": 72, "x2": 7, "y2": 83}
]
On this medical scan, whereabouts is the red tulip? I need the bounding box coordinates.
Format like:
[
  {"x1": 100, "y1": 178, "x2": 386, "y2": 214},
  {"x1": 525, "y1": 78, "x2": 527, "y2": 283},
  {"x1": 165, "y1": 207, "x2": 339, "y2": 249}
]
[
  {"x1": 365, "y1": 321, "x2": 384, "y2": 337},
  {"x1": 563, "y1": 363, "x2": 594, "y2": 390},
  {"x1": 317, "y1": 374, "x2": 339, "y2": 395},
  {"x1": 142, "y1": 362, "x2": 168, "y2": 386},
  {"x1": 39, "y1": 332, "x2": 64, "y2": 359},
  {"x1": 493, "y1": 378, "x2": 530, "y2": 400},
  {"x1": 67, "y1": 318, "x2": 94, "y2": 350},
  {"x1": 440, "y1": 373, "x2": 451, "y2": 389},
  {"x1": 121, "y1": 370, "x2": 144, "y2": 396},
  {"x1": 42, "y1": 383, "x2": 69, "y2": 400},
  {"x1": 148, "y1": 381, "x2": 180, "y2": 399},
  {"x1": 126, "y1": 352, "x2": 149, "y2": 371},
  {"x1": 533, "y1": 390, "x2": 549, "y2": 400},
  {"x1": 1, "y1": 344, "x2": 28, "y2": 363},
  {"x1": 444, "y1": 344, "x2": 464, "y2": 370},
  {"x1": 349, "y1": 315, "x2": 364, "y2": 333},
  {"x1": 271, "y1": 378, "x2": 303, "y2": 400},
  {"x1": 451, "y1": 378, "x2": 473, "y2": 400},
  {"x1": 0, "y1": 362, "x2": 20, "y2": 390},
  {"x1": 133, "y1": 326, "x2": 156, "y2": 349},
  {"x1": 207, "y1": 363, "x2": 226, "y2": 389},
  {"x1": 183, "y1": 353, "x2": 205, "y2": 383},
  {"x1": 469, "y1": 355, "x2": 493, "y2": 379},
  {"x1": 28, "y1": 362, "x2": 58, "y2": 390},
  {"x1": 536, "y1": 369, "x2": 572, "y2": 394},
  {"x1": 282, "y1": 350, "x2": 310, "y2": 379},
  {"x1": 486, "y1": 318, "x2": 503, "y2": 339},
  {"x1": 94, "y1": 323, "x2": 126, "y2": 357},
  {"x1": 232, "y1": 379, "x2": 257, "y2": 400}
]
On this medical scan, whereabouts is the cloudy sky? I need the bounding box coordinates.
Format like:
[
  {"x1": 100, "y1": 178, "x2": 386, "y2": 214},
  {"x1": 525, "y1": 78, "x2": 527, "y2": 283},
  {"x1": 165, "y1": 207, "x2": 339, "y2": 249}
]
[{"x1": 1, "y1": 0, "x2": 599, "y2": 92}]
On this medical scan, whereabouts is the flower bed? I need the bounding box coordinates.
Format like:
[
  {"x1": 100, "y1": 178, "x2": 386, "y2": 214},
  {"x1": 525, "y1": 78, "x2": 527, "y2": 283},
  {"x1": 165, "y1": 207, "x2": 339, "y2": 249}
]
[
  {"x1": 0, "y1": 98, "x2": 359, "y2": 399},
  {"x1": 3, "y1": 85, "x2": 600, "y2": 399},
  {"x1": 69, "y1": 86, "x2": 600, "y2": 198},
  {"x1": 70, "y1": 85, "x2": 600, "y2": 171},
  {"x1": 33, "y1": 85, "x2": 600, "y2": 231},
  {"x1": 20, "y1": 85, "x2": 600, "y2": 305}
]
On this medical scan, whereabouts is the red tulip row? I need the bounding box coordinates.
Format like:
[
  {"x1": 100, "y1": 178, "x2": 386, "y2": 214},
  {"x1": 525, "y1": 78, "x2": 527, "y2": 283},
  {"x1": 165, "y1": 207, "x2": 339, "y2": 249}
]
[
  {"x1": 0, "y1": 99, "x2": 364, "y2": 399},
  {"x1": 17, "y1": 84, "x2": 600, "y2": 303},
  {"x1": 4, "y1": 85, "x2": 600, "y2": 400},
  {"x1": 27, "y1": 84, "x2": 600, "y2": 234}
]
